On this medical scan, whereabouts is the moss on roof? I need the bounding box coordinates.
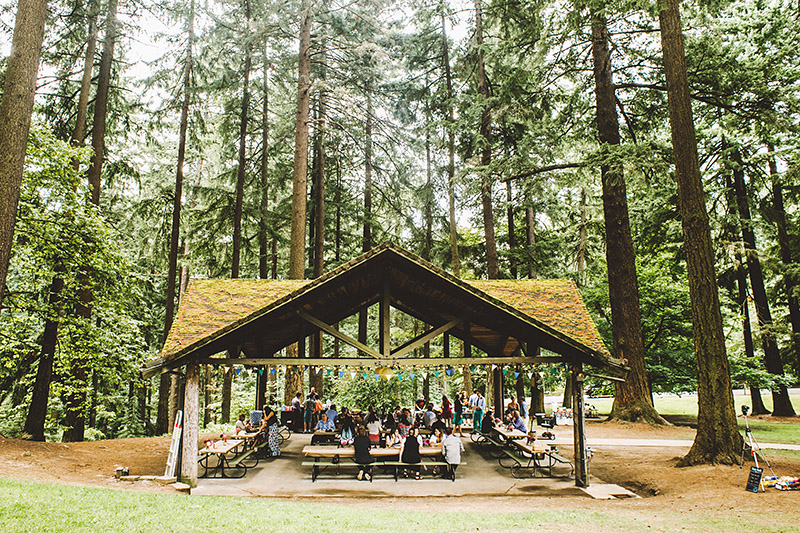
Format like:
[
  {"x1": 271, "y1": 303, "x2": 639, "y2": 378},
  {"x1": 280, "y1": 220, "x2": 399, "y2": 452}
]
[
  {"x1": 161, "y1": 277, "x2": 609, "y2": 360},
  {"x1": 162, "y1": 279, "x2": 310, "y2": 357},
  {"x1": 469, "y1": 279, "x2": 609, "y2": 357}
]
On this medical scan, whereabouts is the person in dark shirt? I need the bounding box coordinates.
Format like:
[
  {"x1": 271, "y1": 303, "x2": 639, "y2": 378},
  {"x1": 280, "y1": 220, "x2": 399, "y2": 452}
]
[
  {"x1": 400, "y1": 427, "x2": 423, "y2": 479},
  {"x1": 353, "y1": 426, "x2": 374, "y2": 481},
  {"x1": 481, "y1": 407, "x2": 498, "y2": 435}
]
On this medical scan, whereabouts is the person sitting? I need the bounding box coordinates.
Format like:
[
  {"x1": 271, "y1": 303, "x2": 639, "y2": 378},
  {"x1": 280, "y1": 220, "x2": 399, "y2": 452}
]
[
  {"x1": 423, "y1": 403, "x2": 437, "y2": 429},
  {"x1": 353, "y1": 426, "x2": 374, "y2": 481},
  {"x1": 510, "y1": 409, "x2": 527, "y2": 433},
  {"x1": 505, "y1": 397, "x2": 519, "y2": 418},
  {"x1": 400, "y1": 427, "x2": 423, "y2": 479},
  {"x1": 398, "y1": 409, "x2": 413, "y2": 438},
  {"x1": 366, "y1": 411, "x2": 382, "y2": 446},
  {"x1": 428, "y1": 426, "x2": 444, "y2": 447},
  {"x1": 234, "y1": 413, "x2": 248, "y2": 434},
  {"x1": 481, "y1": 407, "x2": 498, "y2": 435},
  {"x1": 315, "y1": 412, "x2": 335, "y2": 432},
  {"x1": 441, "y1": 426, "x2": 464, "y2": 480},
  {"x1": 326, "y1": 404, "x2": 338, "y2": 427},
  {"x1": 384, "y1": 427, "x2": 401, "y2": 447}
]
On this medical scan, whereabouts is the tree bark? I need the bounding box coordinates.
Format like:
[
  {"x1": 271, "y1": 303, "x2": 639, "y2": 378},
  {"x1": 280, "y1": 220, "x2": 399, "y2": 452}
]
[
  {"x1": 289, "y1": 0, "x2": 311, "y2": 280},
  {"x1": 158, "y1": 0, "x2": 194, "y2": 435},
  {"x1": 259, "y1": 49, "x2": 271, "y2": 279},
  {"x1": 507, "y1": 181, "x2": 516, "y2": 278},
  {"x1": 0, "y1": 0, "x2": 49, "y2": 308},
  {"x1": 231, "y1": 0, "x2": 252, "y2": 280},
  {"x1": 577, "y1": 188, "x2": 586, "y2": 275},
  {"x1": 474, "y1": 0, "x2": 499, "y2": 280},
  {"x1": 730, "y1": 149, "x2": 795, "y2": 416},
  {"x1": 768, "y1": 147, "x2": 800, "y2": 381},
  {"x1": 441, "y1": 9, "x2": 460, "y2": 277},
  {"x1": 659, "y1": 0, "x2": 742, "y2": 464},
  {"x1": 591, "y1": 10, "x2": 664, "y2": 424},
  {"x1": 312, "y1": 40, "x2": 326, "y2": 279},
  {"x1": 358, "y1": 89, "x2": 374, "y2": 351},
  {"x1": 64, "y1": 0, "x2": 118, "y2": 443}
]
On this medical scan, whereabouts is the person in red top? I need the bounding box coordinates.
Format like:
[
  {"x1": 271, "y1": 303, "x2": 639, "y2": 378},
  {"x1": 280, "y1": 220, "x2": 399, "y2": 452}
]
[{"x1": 440, "y1": 395, "x2": 452, "y2": 428}]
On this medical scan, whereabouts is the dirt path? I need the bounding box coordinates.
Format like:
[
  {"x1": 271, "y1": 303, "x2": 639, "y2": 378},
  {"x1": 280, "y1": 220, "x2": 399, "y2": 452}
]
[{"x1": 1, "y1": 419, "x2": 798, "y2": 514}]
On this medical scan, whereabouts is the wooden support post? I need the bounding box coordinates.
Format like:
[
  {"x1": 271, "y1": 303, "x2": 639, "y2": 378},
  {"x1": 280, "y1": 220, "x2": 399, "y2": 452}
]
[
  {"x1": 572, "y1": 362, "x2": 588, "y2": 487},
  {"x1": 443, "y1": 332, "x2": 450, "y2": 358},
  {"x1": 493, "y1": 365, "x2": 503, "y2": 413},
  {"x1": 380, "y1": 281, "x2": 390, "y2": 356},
  {"x1": 255, "y1": 366, "x2": 267, "y2": 410},
  {"x1": 181, "y1": 361, "x2": 200, "y2": 488}
]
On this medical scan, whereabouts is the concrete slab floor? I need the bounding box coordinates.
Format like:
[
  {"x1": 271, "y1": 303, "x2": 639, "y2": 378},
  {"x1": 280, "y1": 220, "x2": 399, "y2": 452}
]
[{"x1": 192, "y1": 433, "x2": 607, "y2": 500}]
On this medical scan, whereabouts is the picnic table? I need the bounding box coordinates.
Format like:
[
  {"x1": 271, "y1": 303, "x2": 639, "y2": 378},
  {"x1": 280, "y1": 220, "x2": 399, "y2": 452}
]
[
  {"x1": 302, "y1": 444, "x2": 449, "y2": 482},
  {"x1": 492, "y1": 426, "x2": 528, "y2": 442},
  {"x1": 198, "y1": 439, "x2": 252, "y2": 478},
  {"x1": 505, "y1": 439, "x2": 574, "y2": 478}
]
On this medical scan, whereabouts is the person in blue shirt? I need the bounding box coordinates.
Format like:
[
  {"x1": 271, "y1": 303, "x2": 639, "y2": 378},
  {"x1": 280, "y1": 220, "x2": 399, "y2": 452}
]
[
  {"x1": 315, "y1": 412, "x2": 335, "y2": 432},
  {"x1": 326, "y1": 404, "x2": 337, "y2": 427},
  {"x1": 510, "y1": 410, "x2": 527, "y2": 433}
]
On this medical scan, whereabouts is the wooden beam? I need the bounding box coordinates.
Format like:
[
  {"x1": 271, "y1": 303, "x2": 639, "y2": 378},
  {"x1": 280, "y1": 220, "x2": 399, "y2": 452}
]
[
  {"x1": 391, "y1": 316, "x2": 467, "y2": 358},
  {"x1": 443, "y1": 333, "x2": 450, "y2": 358},
  {"x1": 297, "y1": 310, "x2": 383, "y2": 359},
  {"x1": 196, "y1": 356, "x2": 549, "y2": 367}
]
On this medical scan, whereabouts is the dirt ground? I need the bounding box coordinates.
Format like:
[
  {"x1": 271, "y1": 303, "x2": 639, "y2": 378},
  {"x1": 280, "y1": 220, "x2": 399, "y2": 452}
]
[{"x1": 1, "y1": 417, "x2": 798, "y2": 515}]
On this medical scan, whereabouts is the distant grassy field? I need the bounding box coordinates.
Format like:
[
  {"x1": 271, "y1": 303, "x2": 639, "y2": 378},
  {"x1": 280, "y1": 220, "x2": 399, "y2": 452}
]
[
  {"x1": 586, "y1": 393, "x2": 800, "y2": 445},
  {"x1": 0, "y1": 478, "x2": 797, "y2": 533}
]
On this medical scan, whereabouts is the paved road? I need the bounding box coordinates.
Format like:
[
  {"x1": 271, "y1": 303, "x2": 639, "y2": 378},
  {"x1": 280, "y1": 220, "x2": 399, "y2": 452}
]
[{"x1": 552, "y1": 437, "x2": 800, "y2": 451}]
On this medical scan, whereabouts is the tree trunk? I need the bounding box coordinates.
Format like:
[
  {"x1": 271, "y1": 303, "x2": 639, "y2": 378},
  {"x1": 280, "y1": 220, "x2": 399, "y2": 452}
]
[
  {"x1": 659, "y1": 0, "x2": 742, "y2": 464},
  {"x1": 23, "y1": 276, "x2": 63, "y2": 440},
  {"x1": 768, "y1": 147, "x2": 800, "y2": 381},
  {"x1": 289, "y1": 0, "x2": 311, "y2": 280},
  {"x1": 313, "y1": 41, "x2": 326, "y2": 279},
  {"x1": 531, "y1": 370, "x2": 545, "y2": 414},
  {"x1": 591, "y1": 10, "x2": 665, "y2": 425},
  {"x1": 158, "y1": 0, "x2": 194, "y2": 435},
  {"x1": 358, "y1": 89, "x2": 374, "y2": 351},
  {"x1": 203, "y1": 365, "x2": 211, "y2": 427},
  {"x1": 231, "y1": 0, "x2": 252, "y2": 280},
  {"x1": 507, "y1": 181, "x2": 516, "y2": 278},
  {"x1": 423, "y1": 110, "x2": 433, "y2": 261},
  {"x1": 259, "y1": 47, "x2": 271, "y2": 280},
  {"x1": 64, "y1": 0, "x2": 118, "y2": 443},
  {"x1": 474, "y1": 0, "x2": 499, "y2": 280},
  {"x1": 562, "y1": 368, "x2": 572, "y2": 408},
  {"x1": 441, "y1": 9, "x2": 460, "y2": 277},
  {"x1": 0, "y1": 0, "x2": 48, "y2": 308},
  {"x1": 577, "y1": 188, "x2": 586, "y2": 276},
  {"x1": 730, "y1": 149, "x2": 795, "y2": 416},
  {"x1": 525, "y1": 198, "x2": 537, "y2": 279},
  {"x1": 25, "y1": 2, "x2": 97, "y2": 441}
]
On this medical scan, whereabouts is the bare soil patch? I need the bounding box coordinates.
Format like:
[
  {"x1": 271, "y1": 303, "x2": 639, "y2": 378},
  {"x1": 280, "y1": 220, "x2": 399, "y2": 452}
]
[{"x1": 1, "y1": 421, "x2": 798, "y2": 514}]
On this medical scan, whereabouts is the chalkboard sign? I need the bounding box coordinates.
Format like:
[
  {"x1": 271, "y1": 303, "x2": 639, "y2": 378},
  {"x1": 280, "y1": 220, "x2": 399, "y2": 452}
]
[{"x1": 746, "y1": 466, "x2": 763, "y2": 493}]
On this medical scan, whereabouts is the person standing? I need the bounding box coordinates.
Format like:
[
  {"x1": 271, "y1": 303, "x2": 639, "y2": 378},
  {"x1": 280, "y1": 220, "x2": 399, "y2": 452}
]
[
  {"x1": 440, "y1": 395, "x2": 452, "y2": 429},
  {"x1": 473, "y1": 390, "x2": 485, "y2": 432},
  {"x1": 291, "y1": 392, "x2": 303, "y2": 432},
  {"x1": 453, "y1": 391, "x2": 466, "y2": 437},
  {"x1": 259, "y1": 404, "x2": 281, "y2": 457},
  {"x1": 442, "y1": 426, "x2": 464, "y2": 480}
]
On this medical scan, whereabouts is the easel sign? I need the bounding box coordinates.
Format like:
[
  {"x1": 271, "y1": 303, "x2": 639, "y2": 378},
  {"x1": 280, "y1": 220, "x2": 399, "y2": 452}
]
[{"x1": 745, "y1": 466, "x2": 763, "y2": 493}]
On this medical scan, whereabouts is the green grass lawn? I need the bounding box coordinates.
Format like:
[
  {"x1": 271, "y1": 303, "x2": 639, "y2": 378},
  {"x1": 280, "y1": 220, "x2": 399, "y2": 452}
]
[
  {"x1": 586, "y1": 393, "x2": 800, "y2": 445},
  {"x1": 0, "y1": 478, "x2": 797, "y2": 533}
]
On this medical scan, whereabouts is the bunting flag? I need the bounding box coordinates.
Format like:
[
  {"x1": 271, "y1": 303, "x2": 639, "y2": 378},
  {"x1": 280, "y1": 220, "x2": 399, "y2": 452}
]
[
  {"x1": 350, "y1": 372, "x2": 356, "y2": 378},
  {"x1": 514, "y1": 372, "x2": 520, "y2": 379},
  {"x1": 213, "y1": 364, "x2": 220, "y2": 371},
  {"x1": 235, "y1": 367, "x2": 241, "y2": 375},
  {"x1": 338, "y1": 370, "x2": 344, "y2": 377},
  {"x1": 270, "y1": 367, "x2": 276, "y2": 375},
  {"x1": 398, "y1": 374, "x2": 403, "y2": 381},
  {"x1": 304, "y1": 365, "x2": 309, "y2": 371},
  {"x1": 363, "y1": 373, "x2": 369, "y2": 380},
  {"x1": 470, "y1": 365, "x2": 476, "y2": 371},
  {"x1": 445, "y1": 367, "x2": 454, "y2": 377},
  {"x1": 225, "y1": 366, "x2": 231, "y2": 374},
  {"x1": 409, "y1": 373, "x2": 415, "y2": 380},
  {"x1": 502, "y1": 368, "x2": 508, "y2": 376},
  {"x1": 482, "y1": 364, "x2": 486, "y2": 369},
  {"x1": 527, "y1": 372, "x2": 533, "y2": 379},
  {"x1": 434, "y1": 371, "x2": 439, "y2": 378},
  {"x1": 491, "y1": 364, "x2": 497, "y2": 370},
  {"x1": 258, "y1": 368, "x2": 263, "y2": 376},
  {"x1": 423, "y1": 372, "x2": 429, "y2": 379},
  {"x1": 374, "y1": 374, "x2": 380, "y2": 381}
]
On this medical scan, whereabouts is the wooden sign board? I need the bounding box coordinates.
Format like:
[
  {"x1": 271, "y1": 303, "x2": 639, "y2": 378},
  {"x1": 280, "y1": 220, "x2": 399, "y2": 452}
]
[{"x1": 745, "y1": 466, "x2": 763, "y2": 493}]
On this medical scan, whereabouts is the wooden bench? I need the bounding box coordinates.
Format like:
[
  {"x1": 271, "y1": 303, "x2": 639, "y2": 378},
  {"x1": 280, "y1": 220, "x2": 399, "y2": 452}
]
[
  {"x1": 508, "y1": 440, "x2": 574, "y2": 479},
  {"x1": 301, "y1": 459, "x2": 463, "y2": 482}
]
